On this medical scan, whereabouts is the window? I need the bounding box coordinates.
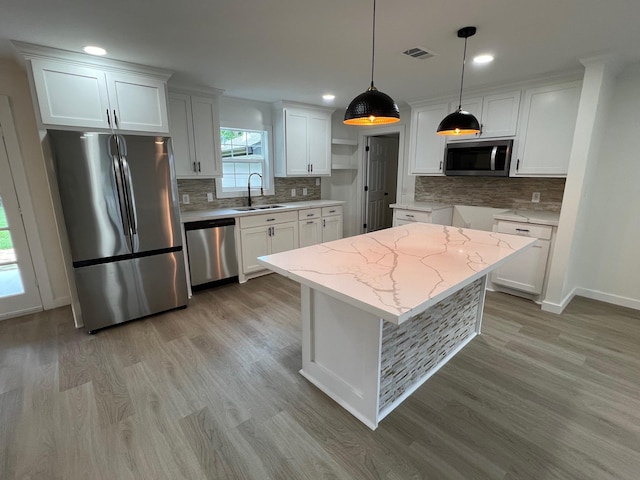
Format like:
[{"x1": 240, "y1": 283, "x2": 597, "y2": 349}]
[{"x1": 216, "y1": 127, "x2": 273, "y2": 197}]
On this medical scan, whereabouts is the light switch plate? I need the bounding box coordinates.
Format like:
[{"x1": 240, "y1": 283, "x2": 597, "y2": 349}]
[
  {"x1": 303, "y1": 188, "x2": 308, "y2": 196},
  {"x1": 207, "y1": 192, "x2": 214, "y2": 202},
  {"x1": 291, "y1": 188, "x2": 296, "y2": 197},
  {"x1": 316, "y1": 178, "x2": 321, "y2": 186},
  {"x1": 531, "y1": 192, "x2": 540, "y2": 203},
  {"x1": 182, "y1": 194, "x2": 190, "y2": 204}
]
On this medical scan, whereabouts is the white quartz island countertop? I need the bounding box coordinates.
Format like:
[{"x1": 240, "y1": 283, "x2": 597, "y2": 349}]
[
  {"x1": 258, "y1": 223, "x2": 535, "y2": 324},
  {"x1": 493, "y1": 209, "x2": 560, "y2": 226}
]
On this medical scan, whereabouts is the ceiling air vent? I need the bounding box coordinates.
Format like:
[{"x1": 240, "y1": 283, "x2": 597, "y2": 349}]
[{"x1": 402, "y1": 47, "x2": 436, "y2": 60}]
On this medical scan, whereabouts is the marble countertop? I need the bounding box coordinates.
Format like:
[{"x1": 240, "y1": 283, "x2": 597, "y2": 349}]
[
  {"x1": 493, "y1": 210, "x2": 560, "y2": 226},
  {"x1": 389, "y1": 201, "x2": 453, "y2": 212},
  {"x1": 180, "y1": 200, "x2": 345, "y2": 223},
  {"x1": 258, "y1": 223, "x2": 535, "y2": 324}
]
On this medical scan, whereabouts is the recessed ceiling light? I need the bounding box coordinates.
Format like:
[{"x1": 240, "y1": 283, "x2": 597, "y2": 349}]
[
  {"x1": 83, "y1": 45, "x2": 107, "y2": 56},
  {"x1": 473, "y1": 54, "x2": 494, "y2": 64},
  {"x1": 322, "y1": 94, "x2": 336, "y2": 101}
]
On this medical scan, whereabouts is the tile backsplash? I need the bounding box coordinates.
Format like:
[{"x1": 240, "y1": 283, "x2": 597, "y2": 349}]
[
  {"x1": 415, "y1": 176, "x2": 565, "y2": 212},
  {"x1": 177, "y1": 177, "x2": 321, "y2": 212}
]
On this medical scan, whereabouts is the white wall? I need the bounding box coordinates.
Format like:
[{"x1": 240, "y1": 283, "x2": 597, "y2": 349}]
[
  {"x1": 218, "y1": 96, "x2": 272, "y2": 130},
  {"x1": 571, "y1": 62, "x2": 640, "y2": 309},
  {"x1": 0, "y1": 59, "x2": 70, "y2": 309}
]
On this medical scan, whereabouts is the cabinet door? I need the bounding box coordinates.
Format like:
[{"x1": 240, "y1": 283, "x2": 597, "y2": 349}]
[
  {"x1": 299, "y1": 219, "x2": 321, "y2": 247},
  {"x1": 284, "y1": 109, "x2": 310, "y2": 175},
  {"x1": 168, "y1": 93, "x2": 197, "y2": 177},
  {"x1": 322, "y1": 215, "x2": 343, "y2": 242},
  {"x1": 481, "y1": 91, "x2": 520, "y2": 137},
  {"x1": 30, "y1": 59, "x2": 111, "y2": 129},
  {"x1": 240, "y1": 226, "x2": 270, "y2": 274},
  {"x1": 271, "y1": 222, "x2": 299, "y2": 254},
  {"x1": 191, "y1": 96, "x2": 222, "y2": 177},
  {"x1": 491, "y1": 239, "x2": 550, "y2": 294},
  {"x1": 308, "y1": 113, "x2": 331, "y2": 175},
  {"x1": 408, "y1": 103, "x2": 448, "y2": 175},
  {"x1": 515, "y1": 82, "x2": 581, "y2": 176},
  {"x1": 106, "y1": 72, "x2": 169, "y2": 133}
]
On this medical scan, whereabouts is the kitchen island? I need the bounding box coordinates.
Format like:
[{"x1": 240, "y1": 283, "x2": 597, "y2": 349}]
[{"x1": 258, "y1": 223, "x2": 535, "y2": 429}]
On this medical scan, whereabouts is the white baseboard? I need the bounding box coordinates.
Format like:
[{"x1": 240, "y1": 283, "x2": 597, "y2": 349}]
[
  {"x1": 0, "y1": 305, "x2": 43, "y2": 321},
  {"x1": 46, "y1": 295, "x2": 71, "y2": 310},
  {"x1": 574, "y1": 288, "x2": 640, "y2": 311},
  {"x1": 541, "y1": 287, "x2": 577, "y2": 314}
]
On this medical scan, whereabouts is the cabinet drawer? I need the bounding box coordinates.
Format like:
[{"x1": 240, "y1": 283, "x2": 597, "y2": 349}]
[
  {"x1": 322, "y1": 205, "x2": 343, "y2": 217},
  {"x1": 394, "y1": 209, "x2": 432, "y2": 223},
  {"x1": 299, "y1": 208, "x2": 322, "y2": 220},
  {"x1": 496, "y1": 221, "x2": 552, "y2": 240},
  {"x1": 239, "y1": 210, "x2": 299, "y2": 229}
]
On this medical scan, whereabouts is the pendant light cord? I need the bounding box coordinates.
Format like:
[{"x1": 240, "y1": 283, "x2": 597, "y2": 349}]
[
  {"x1": 457, "y1": 35, "x2": 468, "y2": 110},
  {"x1": 370, "y1": 0, "x2": 376, "y2": 89}
]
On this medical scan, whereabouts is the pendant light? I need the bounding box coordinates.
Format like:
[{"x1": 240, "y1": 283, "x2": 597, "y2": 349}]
[
  {"x1": 437, "y1": 26, "x2": 481, "y2": 136},
  {"x1": 344, "y1": 0, "x2": 400, "y2": 126}
]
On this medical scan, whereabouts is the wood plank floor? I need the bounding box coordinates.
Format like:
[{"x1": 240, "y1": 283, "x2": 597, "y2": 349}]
[{"x1": 1, "y1": 274, "x2": 639, "y2": 479}]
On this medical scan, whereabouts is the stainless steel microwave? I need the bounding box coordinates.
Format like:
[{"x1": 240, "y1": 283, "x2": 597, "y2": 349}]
[{"x1": 444, "y1": 139, "x2": 513, "y2": 176}]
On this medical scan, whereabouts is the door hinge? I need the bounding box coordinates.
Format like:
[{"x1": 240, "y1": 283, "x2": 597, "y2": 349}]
[
  {"x1": 364, "y1": 186, "x2": 369, "y2": 192},
  {"x1": 365, "y1": 145, "x2": 370, "y2": 152},
  {"x1": 363, "y1": 223, "x2": 367, "y2": 229}
]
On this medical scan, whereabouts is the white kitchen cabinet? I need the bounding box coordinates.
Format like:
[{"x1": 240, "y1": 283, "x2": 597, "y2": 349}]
[
  {"x1": 238, "y1": 210, "x2": 299, "y2": 277},
  {"x1": 490, "y1": 221, "x2": 553, "y2": 295},
  {"x1": 168, "y1": 91, "x2": 222, "y2": 178},
  {"x1": 27, "y1": 57, "x2": 170, "y2": 133},
  {"x1": 273, "y1": 102, "x2": 334, "y2": 177},
  {"x1": 513, "y1": 81, "x2": 581, "y2": 177},
  {"x1": 321, "y1": 206, "x2": 343, "y2": 242},
  {"x1": 407, "y1": 102, "x2": 448, "y2": 175},
  {"x1": 447, "y1": 91, "x2": 521, "y2": 141},
  {"x1": 392, "y1": 206, "x2": 453, "y2": 227}
]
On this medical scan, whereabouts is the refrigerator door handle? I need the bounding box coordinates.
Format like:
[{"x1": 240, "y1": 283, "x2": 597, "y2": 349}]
[
  {"x1": 120, "y1": 156, "x2": 138, "y2": 237},
  {"x1": 109, "y1": 135, "x2": 133, "y2": 252}
]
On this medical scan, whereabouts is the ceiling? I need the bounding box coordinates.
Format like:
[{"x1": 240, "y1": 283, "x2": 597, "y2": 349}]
[{"x1": 2, "y1": 0, "x2": 640, "y2": 109}]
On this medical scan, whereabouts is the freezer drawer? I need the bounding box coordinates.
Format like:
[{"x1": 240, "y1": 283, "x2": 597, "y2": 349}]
[
  {"x1": 185, "y1": 218, "x2": 238, "y2": 288},
  {"x1": 74, "y1": 250, "x2": 188, "y2": 333}
]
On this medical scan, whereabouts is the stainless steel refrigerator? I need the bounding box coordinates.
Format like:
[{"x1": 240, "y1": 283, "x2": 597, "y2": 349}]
[{"x1": 48, "y1": 130, "x2": 188, "y2": 333}]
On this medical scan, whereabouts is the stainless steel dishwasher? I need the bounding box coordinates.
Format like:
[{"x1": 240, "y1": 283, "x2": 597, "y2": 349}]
[{"x1": 185, "y1": 218, "x2": 238, "y2": 290}]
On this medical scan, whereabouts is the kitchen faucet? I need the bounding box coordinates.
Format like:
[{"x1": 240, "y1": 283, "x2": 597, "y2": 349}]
[{"x1": 247, "y1": 172, "x2": 263, "y2": 207}]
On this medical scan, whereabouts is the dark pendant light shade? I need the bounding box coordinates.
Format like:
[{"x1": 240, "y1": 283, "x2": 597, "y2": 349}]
[
  {"x1": 344, "y1": 0, "x2": 400, "y2": 126},
  {"x1": 437, "y1": 26, "x2": 481, "y2": 136}
]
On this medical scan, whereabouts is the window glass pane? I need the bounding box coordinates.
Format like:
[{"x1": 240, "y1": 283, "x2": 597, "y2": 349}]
[
  {"x1": 222, "y1": 162, "x2": 235, "y2": 175},
  {"x1": 219, "y1": 128, "x2": 269, "y2": 192},
  {"x1": 0, "y1": 264, "x2": 24, "y2": 297},
  {"x1": 234, "y1": 162, "x2": 250, "y2": 174},
  {"x1": 0, "y1": 197, "x2": 7, "y2": 228}
]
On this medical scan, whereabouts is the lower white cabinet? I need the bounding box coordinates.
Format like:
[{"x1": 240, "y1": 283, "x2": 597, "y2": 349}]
[
  {"x1": 239, "y1": 211, "x2": 299, "y2": 276},
  {"x1": 392, "y1": 206, "x2": 453, "y2": 227},
  {"x1": 298, "y1": 206, "x2": 343, "y2": 247},
  {"x1": 321, "y1": 206, "x2": 343, "y2": 242},
  {"x1": 490, "y1": 221, "x2": 553, "y2": 295}
]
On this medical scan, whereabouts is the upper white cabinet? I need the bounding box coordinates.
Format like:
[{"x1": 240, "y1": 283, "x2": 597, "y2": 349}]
[
  {"x1": 447, "y1": 91, "x2": 521, "y2": 141},
  {"x1": 273, "y1": 102, "x2": 334, "y2": 177},
  {"x1": 168, "y1": 90, "x2": 222, "y2": 178},
  {"x1": 513, "y1": 81, "x2": 581, "y2": 177},
  {"x1": 407, "y1": 102, "x2": 448, "y2": 175},
  {"x1": 17, "y1": 43, "x2": 172, "y2": 134}
]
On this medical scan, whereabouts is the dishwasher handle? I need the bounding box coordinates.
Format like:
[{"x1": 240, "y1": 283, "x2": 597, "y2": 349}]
[{"x1": 184, "y1": 218, "x2": 236, "y2": 231}]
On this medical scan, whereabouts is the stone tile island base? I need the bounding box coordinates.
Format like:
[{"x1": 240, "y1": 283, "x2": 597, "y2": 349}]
[{"x1": 299, "y1": 276, "x2": 486, "y2": 430}]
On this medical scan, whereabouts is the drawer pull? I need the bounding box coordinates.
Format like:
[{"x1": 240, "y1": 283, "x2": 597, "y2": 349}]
[
  {"x1": 405, "y1": 214, "x2": 414, "y2": 218},
  {"x1": 515, "y1": 228, "x2": 530, "y2": 233},
  {"x1": 306, "y1": 213, "x2": 315, "y2": 217},
  {"x1": 306, "y1": 221, "x2": 315, "y2": 224},
  {"x1": 328, "y1": 210, "x2": 336, "y2": 213},
  {"x1": 266, "y1": 218, "x2": 276, "y2": 222}
]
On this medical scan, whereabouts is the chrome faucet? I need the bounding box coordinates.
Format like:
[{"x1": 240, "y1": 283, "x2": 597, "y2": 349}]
[{"x1": 247, "y1": 172, "x2": 263, "y2": 207}]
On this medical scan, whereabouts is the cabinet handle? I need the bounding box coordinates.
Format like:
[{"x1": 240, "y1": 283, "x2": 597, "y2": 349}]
[
  {"x1": 439, "y1": 161, "x2": 443, "y2": 170},
  {"x1": 113, "y1": 110, "x2": 118, "y2": 128},
  {"x1": 311, "y1": 164, "x2": 313, "y2": 172},
  {"x1": 515, "y1": 228, "x2": 530, "y2": 233},
  {"x1": 271, "y1": 226, "x2": 275, "y2": 236},
  {"x1": 516, "y1": 159, "x2": 520, "y2": 171},
  {"x1": 197, "y1": 161, "x2": 201, "y2": 172},
  {"x1": 306, "y1": 221, "x2": 315, "y2": 225},
  {"x1": 306, "y1": 213, "x2": 314, "y2": 217},
  {"x1": 329, "y1": 210, "x2": 336, "y2": 213},
  {"x1": 406, "y1": 214, "x2": 414, "y2": 218},
  {"x1": 106, "y1": 109, "x2": 111, "y2": 127},
  {"x1": 266, "y1": 218, "x2": 276, "y2": 222},
  {"x1": 193, "y1": 162, "x2": 197, "y2": 173},
  {"x1": 323, "y1": 219, "x2": 326, "y2": 227}
]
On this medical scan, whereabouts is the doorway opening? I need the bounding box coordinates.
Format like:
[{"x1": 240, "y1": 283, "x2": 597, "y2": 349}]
[{"x1": 363, "y1": 133, "x2": 400, "y2": 233}]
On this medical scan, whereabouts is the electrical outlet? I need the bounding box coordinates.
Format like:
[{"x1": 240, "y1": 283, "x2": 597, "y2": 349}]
[
  {"x1": 291, "y1": 188, "x2": 296, "y2": 197},
  {"x1": 531, "y1": 192, "x2": 541, "y2": 203},
  {"x1": 316, "y1": 178, "x2": 320, "y2": 186},
  {"x1": 303, "y1": 187, "x2": 308, "y2": 196},
  {"x1": 207, "y1": 192, "x2": 213, "y2": 202},
  {"x1": 182, "y1": 194, "x2": 190, "y2": 204}
]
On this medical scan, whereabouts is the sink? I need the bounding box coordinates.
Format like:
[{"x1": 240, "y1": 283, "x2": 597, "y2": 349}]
[{"x1": 232, "y1": 205, "x2": 285, "y2": 212}]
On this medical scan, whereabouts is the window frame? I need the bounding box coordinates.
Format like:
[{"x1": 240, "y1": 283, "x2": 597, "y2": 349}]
[{"x1": 215, "y1": 124, "x2": 275, "y2": 199}]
